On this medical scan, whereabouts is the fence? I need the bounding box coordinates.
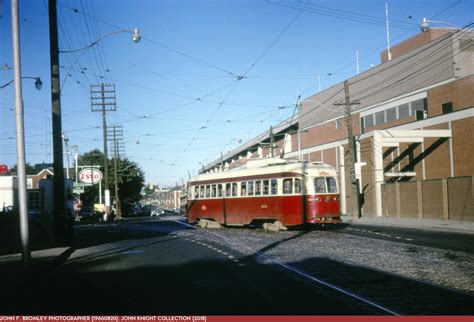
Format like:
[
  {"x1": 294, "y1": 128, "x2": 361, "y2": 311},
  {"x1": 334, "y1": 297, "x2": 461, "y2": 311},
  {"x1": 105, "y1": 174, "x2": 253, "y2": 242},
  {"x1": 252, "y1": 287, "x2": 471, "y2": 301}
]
[{"x1": 381, "y1": 176, "x2": 473, "y2": 221}]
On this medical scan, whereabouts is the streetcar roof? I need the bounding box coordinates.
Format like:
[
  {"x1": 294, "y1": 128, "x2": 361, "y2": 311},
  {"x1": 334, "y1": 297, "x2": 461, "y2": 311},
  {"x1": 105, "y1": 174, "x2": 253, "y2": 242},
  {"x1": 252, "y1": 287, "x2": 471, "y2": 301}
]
[{"x1": 189, "y1": 158, "x2": 337, "y2": 184}]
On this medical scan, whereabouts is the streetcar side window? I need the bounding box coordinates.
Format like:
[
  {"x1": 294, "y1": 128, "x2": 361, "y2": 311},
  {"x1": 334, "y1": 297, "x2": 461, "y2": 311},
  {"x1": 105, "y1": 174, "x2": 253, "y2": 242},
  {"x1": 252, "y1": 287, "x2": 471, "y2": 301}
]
[
  {"x1": 283, "y1": 178, "x2": 293, "y2": 194},
  {"x1": 314, "y1": 177, "x2": 326, "y2": 193},
  {"x1": 294, "y1": 178, "x2": 301, "y2": 194},
  {"x1": 199, "y1": 186, "x2": 205, "y2": 198},
  {"x1": 271, "y1": 179, "x2": 278, "y2": 195},
  {"x1": 194, "y1": 186, "x2": 199, "y2": 199},
  {"x1": 217, "y1": 184, "x2": 223, "y2": 197},
  {"x1": 225, "y1": 183, "x2": 231, "y2": 197},
  {"x1": 211, "y1": 184, "x2": 217, "y2": 198},
  {"x1": 326, "y1": 177, "x2": 337, "y2": 193},
  {"x1": 247, "y1": 181, "x2": 254, "y2": 196},
  {"x1": 205, "y1": 185, "x2": 211, "y2": 198},
  {"x1": 232, "y1": 183, "x2": 238, "y2": 197},
  {"x1": 255, "y1": 181, "x2": 262, "y2": 196},
  {"x1": 241, "y1": 182, "x2": 247, "y2": 196},
  {"x1": 262, "y1": 180, "x2": 269, "y2": 195}
]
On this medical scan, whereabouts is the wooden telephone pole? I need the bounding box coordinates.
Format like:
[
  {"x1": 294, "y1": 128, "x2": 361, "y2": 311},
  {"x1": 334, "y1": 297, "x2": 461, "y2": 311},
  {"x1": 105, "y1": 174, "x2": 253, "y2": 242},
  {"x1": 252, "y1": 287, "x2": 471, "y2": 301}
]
[{"x1": 335, "y1": 80, "x2": 361, "y2": 219}]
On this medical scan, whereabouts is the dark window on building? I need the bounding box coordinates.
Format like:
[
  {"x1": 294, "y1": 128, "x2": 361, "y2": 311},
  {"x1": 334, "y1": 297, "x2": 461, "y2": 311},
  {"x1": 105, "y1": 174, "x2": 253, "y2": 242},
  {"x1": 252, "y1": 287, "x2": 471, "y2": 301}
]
[
  {"x1": 412, "y1": 99, "x2": 423, "y2": 112},
  {"x1": 442, "y1": 102, "x2": 453, "y2": 114},
  {"x1": 364, "y1": 115, "x2": 374, "y2": 128},
  {"x1": 398, "y1": 104, "x2": 410, "y2": 119},
  {"x1": 386, "y1": 107, "x2": 397, "y2": 123},
  {"x1": 375, "y1": 111, "x2": 385, "y2": 125}
]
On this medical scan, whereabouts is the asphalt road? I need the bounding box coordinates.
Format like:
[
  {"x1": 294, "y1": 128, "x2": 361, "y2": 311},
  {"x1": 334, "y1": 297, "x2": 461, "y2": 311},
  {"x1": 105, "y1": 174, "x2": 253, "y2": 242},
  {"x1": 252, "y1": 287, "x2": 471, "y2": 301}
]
[
  {"x1": 331, "y1": 223, "x2": 474, "y2": 254},
  {"x1": 1, "y1": 218, "x2": 385, "y2": 315}
]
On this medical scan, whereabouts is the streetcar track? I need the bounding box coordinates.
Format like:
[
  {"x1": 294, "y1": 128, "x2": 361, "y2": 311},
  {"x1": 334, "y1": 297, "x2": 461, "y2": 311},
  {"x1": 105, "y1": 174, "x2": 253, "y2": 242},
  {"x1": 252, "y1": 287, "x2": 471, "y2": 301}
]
[{"x1": 175, "y1": 219, "x2": 400, "y2": 315}]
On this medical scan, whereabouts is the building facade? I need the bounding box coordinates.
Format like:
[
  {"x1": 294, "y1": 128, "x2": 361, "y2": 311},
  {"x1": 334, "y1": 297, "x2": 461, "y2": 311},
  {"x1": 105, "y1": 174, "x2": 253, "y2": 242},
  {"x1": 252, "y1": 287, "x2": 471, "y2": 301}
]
[{"x1": 202, "y1": 28, "x2": 473, "y2": 222}]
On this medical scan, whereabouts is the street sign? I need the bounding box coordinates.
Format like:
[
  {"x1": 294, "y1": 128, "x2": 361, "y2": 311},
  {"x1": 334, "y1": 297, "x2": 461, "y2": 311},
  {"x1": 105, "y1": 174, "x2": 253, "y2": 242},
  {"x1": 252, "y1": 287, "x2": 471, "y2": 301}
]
[
  {"x1": 74, "y1": 182, "x2": 92, "y2": 188},
  {"x1": 0, "y1": 164, "x2": 8, "y2": 174},
  {"x1": 73, "y1": 187, "x2": 84, "y2": 194},
  {"x1": 78, "y1": 168, "x2": 103, "y2": 184}
]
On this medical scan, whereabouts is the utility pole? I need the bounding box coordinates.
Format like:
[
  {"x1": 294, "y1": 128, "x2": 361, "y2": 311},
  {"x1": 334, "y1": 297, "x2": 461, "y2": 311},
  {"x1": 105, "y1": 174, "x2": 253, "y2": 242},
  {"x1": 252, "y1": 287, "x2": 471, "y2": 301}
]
[
  {"x1": 334, "y1": 80, "x2": 361, "y2": 219},
  {"x1": 91, "y1": 83, "x2": 116, "y2": 221},
  {"x1": 269, "y1": 126, "x2": 275, "y2": 158},
  {"x1": 48, "y1": 0, "x2": 66, "y2": 242},
  {"x1": 220, "y1": 151, "x2": 224, "y2": 172},
  {"x1": 297, "y1": 95, "x2": 302, "y2": 160},
  {"x1": 108, "y1": 125, "x2": 124, "y2": 219},
  {"x1": 11, "y1": 0, "x2": 31, "y2": 266}
]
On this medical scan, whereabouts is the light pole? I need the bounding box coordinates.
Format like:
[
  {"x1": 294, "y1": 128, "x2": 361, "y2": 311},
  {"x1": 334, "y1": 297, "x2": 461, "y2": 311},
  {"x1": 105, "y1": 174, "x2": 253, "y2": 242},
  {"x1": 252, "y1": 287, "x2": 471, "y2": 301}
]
[
  {"x1": 0, "y1": 76, "x2": 42, "y2": 90},
  {"x1": 10, "y1": 0, "x2": 44, "y2": 268}
]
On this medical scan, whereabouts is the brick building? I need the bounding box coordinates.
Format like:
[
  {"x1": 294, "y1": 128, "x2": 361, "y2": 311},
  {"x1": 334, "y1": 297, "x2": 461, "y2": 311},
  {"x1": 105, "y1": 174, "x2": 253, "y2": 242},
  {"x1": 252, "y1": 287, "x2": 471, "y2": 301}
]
[{"x1": 202, "y1": 28, "x2": 473, "y2": 222}]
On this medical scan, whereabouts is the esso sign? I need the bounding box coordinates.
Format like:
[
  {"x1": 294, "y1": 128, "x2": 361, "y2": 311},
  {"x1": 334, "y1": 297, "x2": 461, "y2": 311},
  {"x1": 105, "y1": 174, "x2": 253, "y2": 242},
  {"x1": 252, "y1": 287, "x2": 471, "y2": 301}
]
[{"x1": 78, "y1": 168, "x2": 103, "y2": 184}]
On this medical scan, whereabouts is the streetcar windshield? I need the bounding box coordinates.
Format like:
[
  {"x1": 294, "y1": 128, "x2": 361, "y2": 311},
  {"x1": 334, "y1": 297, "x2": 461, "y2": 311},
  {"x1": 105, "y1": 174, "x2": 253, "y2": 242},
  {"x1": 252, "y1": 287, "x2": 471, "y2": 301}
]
[{"x1": 314, "y1": 177, "x2": 338, "y2": 194}]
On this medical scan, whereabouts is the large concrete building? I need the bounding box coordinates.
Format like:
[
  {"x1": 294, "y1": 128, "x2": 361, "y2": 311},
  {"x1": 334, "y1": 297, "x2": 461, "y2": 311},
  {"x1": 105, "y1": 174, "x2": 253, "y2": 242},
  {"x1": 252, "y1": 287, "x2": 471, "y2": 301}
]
[{"x1": 202, "y1": 28, "x2": 473, "y2": 222}]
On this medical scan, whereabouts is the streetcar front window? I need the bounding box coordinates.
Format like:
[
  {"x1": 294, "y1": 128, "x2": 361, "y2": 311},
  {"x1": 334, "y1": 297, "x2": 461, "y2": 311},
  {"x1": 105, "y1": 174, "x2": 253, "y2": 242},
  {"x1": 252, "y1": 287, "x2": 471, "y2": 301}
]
[
  {"x1": 326, "y1": 177, "x2": 338, "y2": 193},
  {"x1": 225, "y1": 183, "x2": 231, "y2": 197},
  {"x1": 217, "y1": 184, "x2": 223, "y2": 197},
  {"x1": 314, "y1": 178, "x2": 326, "y2": 193},
  {"x1": 232, "y1": 183, "x2": 238, "y2": 197},
  {"x1": 313, "y1": 177, "x2": 338, "y2": 193},
  {"x1": 211, "y1": 185, "x2": 217, "y2": 198},
  {"x1": 205, "y1": 185, "x2": 210, "y2": 198},
  {"x1": 194, "y1": 186, "x2": 199, "y2": 199}
]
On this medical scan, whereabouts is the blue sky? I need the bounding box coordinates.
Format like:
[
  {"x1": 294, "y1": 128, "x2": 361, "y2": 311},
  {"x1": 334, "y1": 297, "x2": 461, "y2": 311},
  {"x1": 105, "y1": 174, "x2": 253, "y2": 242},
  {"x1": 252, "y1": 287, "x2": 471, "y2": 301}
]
[{"x1": 0, "y1": 0, "x2": 472, "y2": 186}]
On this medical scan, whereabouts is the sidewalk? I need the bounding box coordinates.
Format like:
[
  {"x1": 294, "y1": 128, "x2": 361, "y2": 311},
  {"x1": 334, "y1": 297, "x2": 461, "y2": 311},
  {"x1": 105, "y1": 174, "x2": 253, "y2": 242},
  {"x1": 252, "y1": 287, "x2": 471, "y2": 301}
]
[{"x1": 342, "y1": 214, "x2": 474, "y2": 234}]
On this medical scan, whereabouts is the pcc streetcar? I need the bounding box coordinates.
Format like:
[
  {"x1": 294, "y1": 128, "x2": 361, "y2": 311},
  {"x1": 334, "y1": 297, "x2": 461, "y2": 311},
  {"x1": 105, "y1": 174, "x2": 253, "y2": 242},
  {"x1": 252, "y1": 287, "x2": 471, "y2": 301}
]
[{"x1": 187, "y1": 158, "x2": 341, "y2": 228}]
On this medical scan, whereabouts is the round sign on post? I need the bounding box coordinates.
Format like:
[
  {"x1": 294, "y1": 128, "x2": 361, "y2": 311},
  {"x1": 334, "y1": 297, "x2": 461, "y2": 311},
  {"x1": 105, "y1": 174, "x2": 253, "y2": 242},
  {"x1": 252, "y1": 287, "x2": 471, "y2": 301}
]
[{"x1": 78, "y1": 168, "x2": 103, "y2": 184}]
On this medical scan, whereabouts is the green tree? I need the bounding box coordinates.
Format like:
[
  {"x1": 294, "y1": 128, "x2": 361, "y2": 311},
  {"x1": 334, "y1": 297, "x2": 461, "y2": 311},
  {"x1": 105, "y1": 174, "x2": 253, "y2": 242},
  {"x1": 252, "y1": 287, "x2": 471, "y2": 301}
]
[{"x1": 7, "y1": 163, "x2": 37, "y2": 175}]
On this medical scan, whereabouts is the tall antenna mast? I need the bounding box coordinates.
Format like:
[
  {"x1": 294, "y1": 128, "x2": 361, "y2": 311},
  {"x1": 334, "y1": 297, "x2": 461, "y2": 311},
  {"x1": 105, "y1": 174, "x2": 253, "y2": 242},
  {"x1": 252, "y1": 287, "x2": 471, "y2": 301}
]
[{"x1": 385, "y1": 0, "x2": 392, "y2": 61}]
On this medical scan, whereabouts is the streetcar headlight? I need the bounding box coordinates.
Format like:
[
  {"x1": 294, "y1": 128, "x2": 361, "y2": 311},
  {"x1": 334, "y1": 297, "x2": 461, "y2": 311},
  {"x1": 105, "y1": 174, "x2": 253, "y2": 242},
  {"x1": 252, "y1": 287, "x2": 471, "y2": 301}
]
[{"x1": 315, "y1": 197, "x2": 321, "y2": 202}]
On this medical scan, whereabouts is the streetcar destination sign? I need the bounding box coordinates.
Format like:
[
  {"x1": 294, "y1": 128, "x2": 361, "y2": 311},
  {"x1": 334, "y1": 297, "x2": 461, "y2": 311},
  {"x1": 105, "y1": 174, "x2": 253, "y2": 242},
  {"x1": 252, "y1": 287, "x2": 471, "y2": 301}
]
[{"x1": 78, "y1": 168, "x2": 103, "y2": 184}]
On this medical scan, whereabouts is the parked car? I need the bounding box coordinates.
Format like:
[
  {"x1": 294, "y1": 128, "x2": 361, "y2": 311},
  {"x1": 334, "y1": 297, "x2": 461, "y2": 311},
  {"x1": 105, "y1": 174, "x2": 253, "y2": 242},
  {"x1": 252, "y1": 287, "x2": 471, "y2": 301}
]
[
  {"x1": 149, "y1": 206, "x2": 165, "y2": 217},
  {"x1": 78, "y1": 205, "x2": 96, "y2": 220}
]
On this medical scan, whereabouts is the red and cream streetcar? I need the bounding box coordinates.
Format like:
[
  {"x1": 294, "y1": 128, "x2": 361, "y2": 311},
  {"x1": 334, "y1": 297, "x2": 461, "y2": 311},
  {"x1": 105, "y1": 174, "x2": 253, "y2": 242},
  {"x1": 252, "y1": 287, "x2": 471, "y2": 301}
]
[{"x1": 187, "y1": 158, "x2": 341, "y2": 230}]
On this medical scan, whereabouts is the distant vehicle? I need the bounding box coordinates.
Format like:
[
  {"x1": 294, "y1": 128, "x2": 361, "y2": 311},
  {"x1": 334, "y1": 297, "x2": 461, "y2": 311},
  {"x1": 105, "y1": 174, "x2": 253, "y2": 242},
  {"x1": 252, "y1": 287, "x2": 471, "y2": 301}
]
[
  {"x1": 149, "y1": 206, "x2": 164, "y2": 217},
  {"x1": 187, "y1": 158, "x2": 341, "y2": 228},
  {"x1": 78, "y1": 205, "x2": 96, "y2": 220}
]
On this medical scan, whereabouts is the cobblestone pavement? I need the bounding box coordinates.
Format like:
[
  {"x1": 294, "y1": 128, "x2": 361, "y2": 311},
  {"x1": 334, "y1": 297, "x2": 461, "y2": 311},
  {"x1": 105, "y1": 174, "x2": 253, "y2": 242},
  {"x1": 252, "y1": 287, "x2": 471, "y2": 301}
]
[{"x1": 171, "y1": 218, "x2": 473, "y2": 314}]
